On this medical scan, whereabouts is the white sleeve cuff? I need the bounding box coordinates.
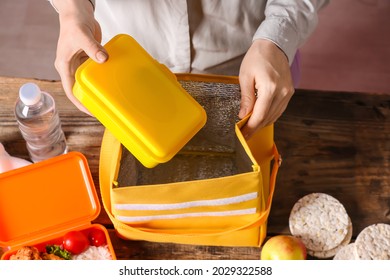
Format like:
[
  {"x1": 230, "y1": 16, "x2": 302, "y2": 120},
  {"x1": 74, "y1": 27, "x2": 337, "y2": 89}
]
[
  {"x1": 253, "y1": 17, "x2": 299, "y2": 65},
  {"x1": 47, "y1": 0, "x2": 59, "y2": 12},
  {"x1": 47, "y1": 0, "x2": 95, "y2": 13}
]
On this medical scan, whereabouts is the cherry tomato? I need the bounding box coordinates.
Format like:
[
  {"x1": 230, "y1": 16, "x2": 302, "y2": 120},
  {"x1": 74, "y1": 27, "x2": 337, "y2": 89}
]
[
  {"x1": 62, "y1": 231, "x2": 89, "y2": 254},
  {"x1": 88, "y1": 228, "x2": 107, "y2": 247}
]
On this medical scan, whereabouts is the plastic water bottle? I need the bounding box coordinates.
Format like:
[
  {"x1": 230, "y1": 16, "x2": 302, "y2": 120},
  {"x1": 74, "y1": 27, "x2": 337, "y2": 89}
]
[{"x1": 14, "y1": 83, "x2": 68, "y2": 162}]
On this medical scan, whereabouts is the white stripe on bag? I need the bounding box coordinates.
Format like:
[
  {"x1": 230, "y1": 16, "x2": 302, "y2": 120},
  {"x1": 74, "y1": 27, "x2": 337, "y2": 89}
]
[
  {"x1": 115, "y1": 208, "x2": 257, "y2": 222},
  {"x1": 114, "y1": 192, "x2": 258, "y2": 211}
]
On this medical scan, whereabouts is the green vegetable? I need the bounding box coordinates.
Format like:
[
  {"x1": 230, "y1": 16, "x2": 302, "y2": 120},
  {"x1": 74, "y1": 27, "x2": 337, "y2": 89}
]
[{"x1": 46, "y1": 245, "x2": 72, "y2": 260}]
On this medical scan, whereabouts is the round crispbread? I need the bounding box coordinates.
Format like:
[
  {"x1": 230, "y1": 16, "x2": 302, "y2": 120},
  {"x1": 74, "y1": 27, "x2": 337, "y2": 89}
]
[
  {"x1": 333, "y1": 243, "x2": 360, "y2": 260},
  {"x1": 354, "y1": 223, "x2": 390, "y2": 260},
  {"x1": 308, "y1": 217, "x2": 353, "y2": 259},
  {"x1": 289, "y1": 193, "x2": 349, "y2": 252}
]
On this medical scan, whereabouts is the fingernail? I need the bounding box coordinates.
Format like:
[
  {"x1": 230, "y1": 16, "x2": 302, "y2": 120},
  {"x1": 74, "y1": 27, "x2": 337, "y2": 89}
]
[{"x1": 96, "y1": 51, "x2": 108, "y2": 62}]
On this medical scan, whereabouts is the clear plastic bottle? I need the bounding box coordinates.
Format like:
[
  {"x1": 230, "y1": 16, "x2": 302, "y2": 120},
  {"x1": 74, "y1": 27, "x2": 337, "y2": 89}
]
[{"x1": 14, "y1": 82, "x2": 68, "y2": 162}]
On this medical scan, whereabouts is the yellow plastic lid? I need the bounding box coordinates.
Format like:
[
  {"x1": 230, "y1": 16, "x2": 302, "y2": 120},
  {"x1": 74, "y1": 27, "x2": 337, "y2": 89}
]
[
  {"x1": 73, "y1": 34, "x2": 207, "y2": 168},
  {"x1": 0, "y1": 152, "x2": 100, "y2": 249}
]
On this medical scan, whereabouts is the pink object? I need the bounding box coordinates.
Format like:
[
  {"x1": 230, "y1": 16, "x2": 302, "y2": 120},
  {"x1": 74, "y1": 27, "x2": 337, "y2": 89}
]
[
  {"x1": 290, "y1": 50, "x2": 301, "y2": 88},
  {"x1": 0, "y1": 143, "x2": 31, "y2": 173}
]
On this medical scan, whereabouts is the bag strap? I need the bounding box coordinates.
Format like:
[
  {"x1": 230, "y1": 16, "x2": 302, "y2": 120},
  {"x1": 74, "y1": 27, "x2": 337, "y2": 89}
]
[{"x1": 99, "y1": 129, "x2": 280, "y2": 243}]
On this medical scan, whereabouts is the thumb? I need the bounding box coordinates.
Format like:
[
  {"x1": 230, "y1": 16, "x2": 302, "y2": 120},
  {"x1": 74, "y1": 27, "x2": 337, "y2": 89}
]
[
  {"x1": 80, "y1": 35, "x2": 108, "y2": 63},
  {"x1": 238, "y1": 78, "x2": 256, "y2": 119}
]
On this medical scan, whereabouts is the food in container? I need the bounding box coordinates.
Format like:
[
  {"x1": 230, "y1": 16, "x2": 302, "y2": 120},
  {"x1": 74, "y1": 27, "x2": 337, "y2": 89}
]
[
  {"x1": 8, "y1": 226, "x2": 112, "y2": 260},
  {"x1": 0, "y1": 152, "x2": 116, "y2": 260}
]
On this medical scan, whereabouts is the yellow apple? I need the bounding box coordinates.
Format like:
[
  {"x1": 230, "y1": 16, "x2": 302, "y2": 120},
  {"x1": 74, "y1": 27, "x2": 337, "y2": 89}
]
[{"x1": 260, "y1": 235, "x2": 307, "y2": 260}]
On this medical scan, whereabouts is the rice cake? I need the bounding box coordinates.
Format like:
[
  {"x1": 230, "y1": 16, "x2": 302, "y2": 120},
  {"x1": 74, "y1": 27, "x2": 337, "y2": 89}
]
[
  {"x1": 354, "y1": 223, "x2": 390, "y2": 260},
  {"x1": 289, "y1": 193, "x2": 349, "y2": 252},
  {"x1": 308, "y1": 217, "x2": 353, "y2": 259},
  {"x1": 333, "y1": 243, "x2": 360, "y2": 260}
]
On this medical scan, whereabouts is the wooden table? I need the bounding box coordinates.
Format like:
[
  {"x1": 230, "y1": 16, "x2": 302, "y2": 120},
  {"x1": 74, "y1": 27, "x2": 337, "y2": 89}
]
[{"x1": 1, "y1": 76, "x2": 389, "y2": 259}]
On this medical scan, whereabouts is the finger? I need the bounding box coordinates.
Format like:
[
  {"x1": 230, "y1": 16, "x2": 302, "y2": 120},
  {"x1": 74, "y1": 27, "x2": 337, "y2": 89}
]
[
  {"x1": 260, "y1": 100, "x2": 288, "y2": 128},
  {"x1": 78, "y1": 33, "x2": 108, "y2": 63},
  {"x1": 60, "y1": 66, "x2": 93, "y2": 116},
  {"x1": 241, "y1": 85, "x2": 275, "y2": 138},
  {"x1": 55, "y1": 52, "x2": 93, "y2": 116},
  {"x1": 247, "y1": 88, "x2": 293, "y2": 134},
  {"x1": 262, "y1": 85, "x2": 294, "y2": 126},
  {"x1": 238, "y1": 75, "x2": 257, "y2": 119}
]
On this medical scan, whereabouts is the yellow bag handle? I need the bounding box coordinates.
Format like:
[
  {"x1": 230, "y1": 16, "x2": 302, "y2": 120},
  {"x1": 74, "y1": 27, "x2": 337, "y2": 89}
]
[{"x1": 99, "y1": 126, "x2": 280, "y2": 244}]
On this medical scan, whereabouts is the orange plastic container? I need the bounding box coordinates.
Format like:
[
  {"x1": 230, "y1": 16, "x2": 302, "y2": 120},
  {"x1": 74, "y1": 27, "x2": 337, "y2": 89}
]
[
  {"x1": 73, "y1": 34, "x2": 207, "y2": 168},
  {"x1": 0, "y1": 152, "x2": 116, "y2": 260}
]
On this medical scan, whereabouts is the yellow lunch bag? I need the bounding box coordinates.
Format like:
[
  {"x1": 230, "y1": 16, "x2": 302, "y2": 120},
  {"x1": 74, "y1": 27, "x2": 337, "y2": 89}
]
[{"x1": 99, "y1": 74, "x2": 280, "y2": 247}]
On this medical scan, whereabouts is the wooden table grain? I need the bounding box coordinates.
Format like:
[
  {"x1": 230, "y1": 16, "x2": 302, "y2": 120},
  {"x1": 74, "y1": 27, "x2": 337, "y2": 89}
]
[{"x1": 1, "y1": 76, "x2": 389, "y2": 260}]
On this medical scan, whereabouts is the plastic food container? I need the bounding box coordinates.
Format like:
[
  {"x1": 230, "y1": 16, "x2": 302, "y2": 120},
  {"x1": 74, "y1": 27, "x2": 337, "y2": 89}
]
[
  {"x1": 73, "y1": 34, "x2": 207, "y2": 168},
  {"x1": 0, "y1": 152, "x2": 116, "y2": 260}
]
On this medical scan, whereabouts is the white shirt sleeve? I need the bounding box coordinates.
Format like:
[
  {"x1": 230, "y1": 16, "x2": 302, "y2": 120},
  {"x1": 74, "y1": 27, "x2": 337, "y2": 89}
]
[
  {"x1": 47, "y1": 0, "x2": 95, "y2": 13},
  {"x1": 254, "y1": 0, "x2": 329, "y2": 64}
]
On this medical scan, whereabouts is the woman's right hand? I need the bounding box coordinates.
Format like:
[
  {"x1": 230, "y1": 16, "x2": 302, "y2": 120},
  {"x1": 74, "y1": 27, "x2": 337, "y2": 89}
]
[{"x1": 52, "y1": 0, "x2": 108, "y2": 114}]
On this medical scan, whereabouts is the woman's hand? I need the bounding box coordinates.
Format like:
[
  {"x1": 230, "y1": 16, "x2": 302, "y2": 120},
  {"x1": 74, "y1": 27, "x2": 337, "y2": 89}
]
[
  {"x1": 239, "y1": 39, "x2": 294, "y2": 139},
  {"x1": 53, "y1": 0, "x2": 108, "y2": 114}
]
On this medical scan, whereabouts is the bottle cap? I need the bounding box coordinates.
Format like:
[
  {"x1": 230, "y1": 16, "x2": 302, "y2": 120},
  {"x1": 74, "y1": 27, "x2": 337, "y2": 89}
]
[{"x1": 19, "y1": 83, "x2": 42, "y2": 106}]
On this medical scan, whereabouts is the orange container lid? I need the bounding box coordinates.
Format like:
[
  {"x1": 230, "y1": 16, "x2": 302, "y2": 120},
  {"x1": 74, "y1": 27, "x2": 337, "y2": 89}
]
[{"x1": 0, "y1": 152, "x2": 100, "y2": 249}]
